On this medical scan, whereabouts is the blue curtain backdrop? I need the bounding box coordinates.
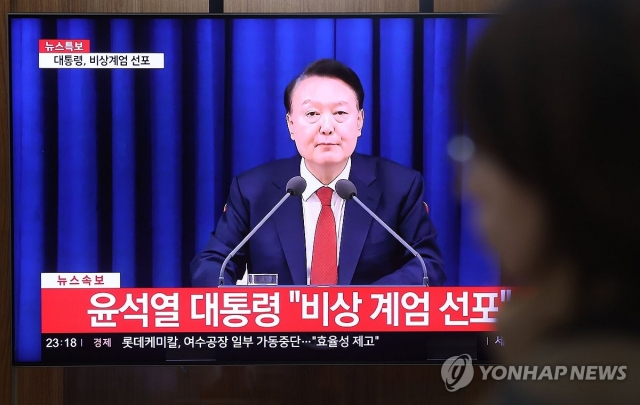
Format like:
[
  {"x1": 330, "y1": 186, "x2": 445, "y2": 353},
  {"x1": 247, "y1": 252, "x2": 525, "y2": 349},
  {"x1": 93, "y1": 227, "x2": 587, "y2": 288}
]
[{"x1": 10, "y1": 15, "x2": 496, "y2": 362}]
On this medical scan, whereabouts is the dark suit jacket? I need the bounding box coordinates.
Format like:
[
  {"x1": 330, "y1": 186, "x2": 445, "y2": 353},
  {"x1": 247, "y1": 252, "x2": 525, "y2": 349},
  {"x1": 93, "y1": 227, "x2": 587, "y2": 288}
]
[{"x1": 191, "y1": 153, "x2": 445, "y2": 286}]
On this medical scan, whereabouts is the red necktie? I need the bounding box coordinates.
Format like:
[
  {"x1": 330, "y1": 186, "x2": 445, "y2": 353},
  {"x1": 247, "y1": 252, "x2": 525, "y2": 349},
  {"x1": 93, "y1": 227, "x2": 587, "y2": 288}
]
[{"x1": 310, "y1": 187, "x2": 337, "y2": 285}]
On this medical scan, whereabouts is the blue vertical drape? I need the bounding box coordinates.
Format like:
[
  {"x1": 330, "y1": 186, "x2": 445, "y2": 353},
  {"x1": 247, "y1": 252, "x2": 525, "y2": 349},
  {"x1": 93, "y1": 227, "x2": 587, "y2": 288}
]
[
  {"x1": 111, "y1": 18, "x2": 136, "y2": 288},
  {"x1": 150, "y1": 19, "x2": 183, "y2": 287},
  {"x1": 10, "y1": 15, "x2": 496, "y2": 362},
  {"x1": 11, "y1": 17, "x2": 46, "y2": 363}
]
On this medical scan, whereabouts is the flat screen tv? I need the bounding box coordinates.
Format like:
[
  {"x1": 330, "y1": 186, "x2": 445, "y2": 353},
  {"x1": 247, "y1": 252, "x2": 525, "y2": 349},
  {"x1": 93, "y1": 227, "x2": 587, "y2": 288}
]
[{"x1": 9, "y1": 13, "x2": 504, "y2": 365}]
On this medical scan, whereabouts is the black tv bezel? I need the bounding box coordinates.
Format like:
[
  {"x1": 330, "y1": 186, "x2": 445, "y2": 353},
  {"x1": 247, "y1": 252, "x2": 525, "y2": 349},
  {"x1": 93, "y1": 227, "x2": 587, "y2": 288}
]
[{"x1": 7, "y1": 12, "x2": 499, "y2": 367}]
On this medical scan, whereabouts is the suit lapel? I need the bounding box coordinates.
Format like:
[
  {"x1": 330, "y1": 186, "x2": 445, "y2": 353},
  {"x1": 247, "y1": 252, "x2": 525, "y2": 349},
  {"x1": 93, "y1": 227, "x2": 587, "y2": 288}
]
[
  {"x1": 272, "y1": 157, "x2": 307, "y2": 285},
  {"x1": 338, "y1": 155, "x2": 380, "y2": 284}
]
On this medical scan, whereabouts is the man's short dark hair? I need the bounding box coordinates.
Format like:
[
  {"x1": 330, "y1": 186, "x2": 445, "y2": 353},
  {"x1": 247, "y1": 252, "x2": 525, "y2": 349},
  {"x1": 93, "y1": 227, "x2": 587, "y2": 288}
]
[
  {"x1": 284, "y1": 59, "x2": 365, "y2": 114},
  {"x1": 465, "y1": 0, "x2": 640, "y2": 329}
]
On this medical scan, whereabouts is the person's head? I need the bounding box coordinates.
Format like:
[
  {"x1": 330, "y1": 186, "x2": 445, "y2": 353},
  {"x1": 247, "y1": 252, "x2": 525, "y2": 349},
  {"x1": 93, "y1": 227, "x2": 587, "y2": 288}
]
[
  {"x1": 284, "y1": 59, "x2": 365, "y2": 179},
  {"x1": 464, "y1": 0, "x2": 640, "y2": 333}
]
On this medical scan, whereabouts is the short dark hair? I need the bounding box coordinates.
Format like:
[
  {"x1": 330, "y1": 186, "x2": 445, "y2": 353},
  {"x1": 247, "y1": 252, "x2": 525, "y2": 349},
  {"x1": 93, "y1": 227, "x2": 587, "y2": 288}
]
[
  {"x1": 283, "y1": 59, "x2": 365, "y2": 114},
  {"x1": 465, "y1": 0, "x2": 640, "y2": 329}
]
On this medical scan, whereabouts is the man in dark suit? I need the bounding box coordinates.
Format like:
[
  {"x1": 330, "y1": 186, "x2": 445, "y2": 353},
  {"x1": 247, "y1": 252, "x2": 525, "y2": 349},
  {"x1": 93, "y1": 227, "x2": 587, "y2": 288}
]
[{"x1": 191, "y1": 59, "x2": 445, "y2": 286}]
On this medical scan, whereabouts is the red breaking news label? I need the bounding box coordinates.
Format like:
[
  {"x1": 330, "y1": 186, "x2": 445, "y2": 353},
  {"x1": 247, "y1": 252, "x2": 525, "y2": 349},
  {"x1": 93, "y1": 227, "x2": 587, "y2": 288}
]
[
  {"x1": 41, "y1": 286, "x2": 511, "y2": 333},
  {"x1": 39, "y1": 39, "x2": 90, "y2": 53}
]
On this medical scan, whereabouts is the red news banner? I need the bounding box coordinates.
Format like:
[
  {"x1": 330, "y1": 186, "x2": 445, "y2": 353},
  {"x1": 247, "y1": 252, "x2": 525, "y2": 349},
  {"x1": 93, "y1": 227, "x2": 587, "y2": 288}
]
[
  {"x1": 42, "y1": 287, "x2": 511, "y2": 333},
  {"x1": 39, "y1": 39, "x2": 90, "y2": 53}
]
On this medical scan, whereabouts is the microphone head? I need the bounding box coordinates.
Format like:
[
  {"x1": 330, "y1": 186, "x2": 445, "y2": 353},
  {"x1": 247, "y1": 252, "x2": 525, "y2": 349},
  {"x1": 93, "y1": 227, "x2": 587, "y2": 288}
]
[
  {"x1": 286, "y1": 176, "x2": 307, "y2": 196},
  {"x1": 336, "y1": 179, "x2": 357, "y2": 200}
]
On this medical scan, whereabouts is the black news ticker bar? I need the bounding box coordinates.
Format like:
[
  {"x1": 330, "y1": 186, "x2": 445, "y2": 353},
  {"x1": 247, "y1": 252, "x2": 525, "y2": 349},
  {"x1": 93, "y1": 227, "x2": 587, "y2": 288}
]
[{"x1": 41, "y1": 332, "x2": 501, "y2": 365}]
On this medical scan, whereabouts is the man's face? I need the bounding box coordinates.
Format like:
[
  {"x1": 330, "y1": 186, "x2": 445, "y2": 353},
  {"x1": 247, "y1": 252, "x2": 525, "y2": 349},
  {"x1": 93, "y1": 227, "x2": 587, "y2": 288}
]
[{"x1": 287, "y1": 76, "x2": 364, "y2": 169}]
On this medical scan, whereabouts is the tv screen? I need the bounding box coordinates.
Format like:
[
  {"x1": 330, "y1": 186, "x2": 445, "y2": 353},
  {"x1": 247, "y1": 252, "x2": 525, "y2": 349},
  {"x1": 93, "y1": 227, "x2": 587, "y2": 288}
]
[{"x1": 10, "y1": 13, "x2": 503, "y2": 365}]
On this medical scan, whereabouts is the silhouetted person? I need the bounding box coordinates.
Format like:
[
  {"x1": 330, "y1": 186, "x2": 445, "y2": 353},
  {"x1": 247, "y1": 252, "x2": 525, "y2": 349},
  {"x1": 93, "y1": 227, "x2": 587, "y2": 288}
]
[{"x1": 464, "y1": 0, "x2": 640, "y2": 403}]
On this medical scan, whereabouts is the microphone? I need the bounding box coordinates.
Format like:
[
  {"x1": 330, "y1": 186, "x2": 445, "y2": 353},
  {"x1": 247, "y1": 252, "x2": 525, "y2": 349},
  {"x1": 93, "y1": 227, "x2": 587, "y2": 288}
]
[
  {"x1": 219, "y1": 176, "x2": 307, "y2": 286},
  {"x1": 335, "y1": 179, "x2": 430, "y2": 287}
]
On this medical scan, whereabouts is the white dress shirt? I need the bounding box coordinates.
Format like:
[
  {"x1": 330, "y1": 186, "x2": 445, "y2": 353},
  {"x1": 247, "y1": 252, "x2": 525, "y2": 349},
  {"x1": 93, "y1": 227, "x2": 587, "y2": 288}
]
[{"x1": 300, "y1": 158, "x2": 351, "y2": 285}]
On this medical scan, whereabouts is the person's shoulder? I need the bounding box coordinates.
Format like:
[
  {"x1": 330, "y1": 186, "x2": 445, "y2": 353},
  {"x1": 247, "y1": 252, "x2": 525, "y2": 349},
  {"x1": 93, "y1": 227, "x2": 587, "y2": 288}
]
[
  {"x1": 491, "y1": 333, "x2": 640, "y2": 405},
  {"x1": 352, "y1": 153, "x2": 421, "y2": 181},
  {"x1": 236, "y1": 155, "x2": 300, "y2": 183}
]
